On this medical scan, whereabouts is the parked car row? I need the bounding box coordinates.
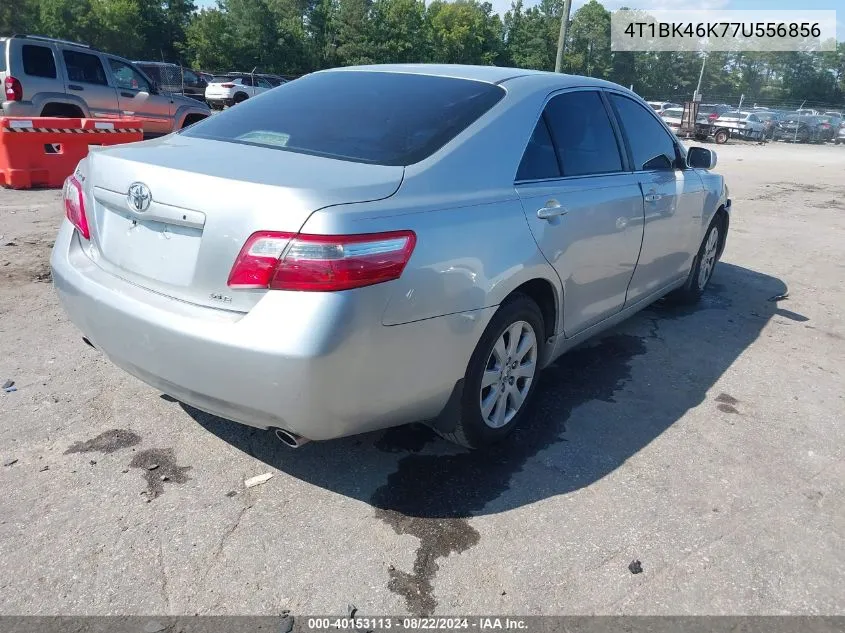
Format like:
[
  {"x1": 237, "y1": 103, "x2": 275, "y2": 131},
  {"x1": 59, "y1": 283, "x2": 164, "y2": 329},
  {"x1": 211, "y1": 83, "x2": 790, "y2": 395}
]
[{"x1": 652, "y1": 99, "x2": 845, "y2": 145}]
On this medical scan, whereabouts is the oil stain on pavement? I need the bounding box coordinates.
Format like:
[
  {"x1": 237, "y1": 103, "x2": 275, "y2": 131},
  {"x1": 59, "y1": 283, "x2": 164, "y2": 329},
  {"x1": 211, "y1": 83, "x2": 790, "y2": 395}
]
[
  {"x1": 371, "y1": 334, "x2": 648, "y2": 615},
  {"x1": 64, "y1": 429, "x2": 141, "y2": 454},
  {"x1": 129, "y1": 448, "x2": 192, "y2": 500}
]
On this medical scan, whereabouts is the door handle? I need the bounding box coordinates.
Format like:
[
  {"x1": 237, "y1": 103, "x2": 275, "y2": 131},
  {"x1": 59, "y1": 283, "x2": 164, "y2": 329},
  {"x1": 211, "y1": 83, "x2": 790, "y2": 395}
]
[
  {"x1": 536, "y1": 204, "x2": 568, "y2": 220},
  {"x1": 644, "y1": 193, "x2": 662, "y2": 202},
  {"x1": 120, "y1": 91, "x2": 137, "y2": 98},
  {"x1": 68, "y1": 84, "x2": 84, "y2": 91}
]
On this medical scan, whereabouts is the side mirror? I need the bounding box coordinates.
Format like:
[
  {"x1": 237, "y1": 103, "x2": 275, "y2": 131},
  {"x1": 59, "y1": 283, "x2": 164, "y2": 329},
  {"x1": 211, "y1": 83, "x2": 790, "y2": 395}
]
[{"x1": 687, "y1": 146, "x2": 717, "y2": 170}]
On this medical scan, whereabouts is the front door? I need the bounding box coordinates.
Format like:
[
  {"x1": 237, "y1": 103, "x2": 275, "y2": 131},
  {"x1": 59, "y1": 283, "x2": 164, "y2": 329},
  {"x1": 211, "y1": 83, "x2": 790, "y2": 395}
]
[
  {"x1": 60, "y1": 49, "x2": 119, "y2": 118},
  {"x1": 515, "y1": 89, "x2": 646, "y2": 337},
  {"x1": 107, "y1": 58, "x2": 174, "y2": 136},
  {"x1": 606, "y1": 93, "x2": 706, "y2": 305}
]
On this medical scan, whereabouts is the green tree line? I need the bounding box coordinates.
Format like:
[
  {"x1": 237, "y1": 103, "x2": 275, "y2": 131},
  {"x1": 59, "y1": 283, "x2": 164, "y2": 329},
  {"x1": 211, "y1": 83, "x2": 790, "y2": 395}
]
[{"x1": 3, "y1": 0, "x2": 844, "y2": 105}]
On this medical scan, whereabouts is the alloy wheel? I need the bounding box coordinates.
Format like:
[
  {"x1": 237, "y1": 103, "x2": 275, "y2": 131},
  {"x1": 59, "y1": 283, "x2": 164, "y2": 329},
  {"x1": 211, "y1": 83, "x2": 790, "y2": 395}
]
[{"x1": 479, "y1": 321, "x2": 538, "y2": 429}]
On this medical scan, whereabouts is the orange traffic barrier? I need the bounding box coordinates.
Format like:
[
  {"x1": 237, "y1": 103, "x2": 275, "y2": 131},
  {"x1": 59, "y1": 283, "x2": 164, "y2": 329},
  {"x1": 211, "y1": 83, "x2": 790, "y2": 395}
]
[{"x1": 0, "y1": 117, "x2": 143, "y2": 189}]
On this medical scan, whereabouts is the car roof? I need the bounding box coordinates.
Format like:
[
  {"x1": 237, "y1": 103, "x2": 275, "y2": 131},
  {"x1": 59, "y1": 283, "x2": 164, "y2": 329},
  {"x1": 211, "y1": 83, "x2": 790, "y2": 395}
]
[{"x1": 319, "y1": 64, "x2": 627, "y2": 93}]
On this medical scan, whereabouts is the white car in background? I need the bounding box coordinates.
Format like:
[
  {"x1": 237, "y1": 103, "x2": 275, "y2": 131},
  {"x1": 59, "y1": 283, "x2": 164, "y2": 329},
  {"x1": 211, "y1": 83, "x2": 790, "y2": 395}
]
[
  {"x1": 647, "y1": 101, "x2": 680, "y2": 115},
  {"x1": 713, "y1": 110, "x2": 765, "y2": 141},
  {"x1": 660, "y1": 107, "x2": 684, "y2": 133},
  {"x1": 204, "y1": 74, "x2": 275, "y2": 109}
]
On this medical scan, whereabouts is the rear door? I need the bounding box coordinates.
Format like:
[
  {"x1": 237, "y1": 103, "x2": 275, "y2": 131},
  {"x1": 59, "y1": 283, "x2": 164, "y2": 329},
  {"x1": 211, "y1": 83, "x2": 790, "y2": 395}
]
[
  {"x1": 607, "y1": 92, "x2": 707, "y2": 305},
  {"x1": 515, "y1": 89, "x2": 646, "y2": 337},
  {"x1": 59, "y1": 48, "x2": 119, "y2": 118},
  {"x1": 107, "y1": 58, "x2": 174, "y2": 135}
]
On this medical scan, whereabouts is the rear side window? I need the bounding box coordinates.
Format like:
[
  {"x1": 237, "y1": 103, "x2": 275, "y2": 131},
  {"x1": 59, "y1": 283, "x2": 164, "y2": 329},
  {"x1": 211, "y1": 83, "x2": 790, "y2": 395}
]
[
  {"x1": 543, "y1": 91, "x2": 623, "y2": 177},
  {"x1": 184, "y1": 71, "x2": 506, "y2": 166},
  {"x1": 0, "y1": 40, "x2": 6, "y2": 72},
  {"x1": 22, "y1": 45, "x2": 57, "y2": 79},
  {"x1": 516, "y1": 116, "x2": 560, "y2": 181},
  {"x1": 610, "y1": 94, "x2": 679, "y2": 171},
  {"x1": 62, "y1": 50, "x2": 108, "y2": 85}
]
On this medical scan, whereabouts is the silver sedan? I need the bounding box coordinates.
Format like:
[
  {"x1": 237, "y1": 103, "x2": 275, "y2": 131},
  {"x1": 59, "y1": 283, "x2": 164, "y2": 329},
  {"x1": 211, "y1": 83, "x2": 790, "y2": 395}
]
[{"x1": 51, "y1": 64, "x2": 731, "y2": 449}]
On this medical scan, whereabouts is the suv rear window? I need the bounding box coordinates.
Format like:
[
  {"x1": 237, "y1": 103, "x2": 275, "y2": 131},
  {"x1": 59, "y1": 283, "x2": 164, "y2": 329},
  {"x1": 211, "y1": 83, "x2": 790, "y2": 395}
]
[
  {"x1": 22, "y1": 45, "x2": 57, "y2": 78},
  {"x1": 0, "y1": 40, "x2": 7, "y2": 72},
  {"x1": 183, "y1": 71, "x2": 506, "y2": 166}
]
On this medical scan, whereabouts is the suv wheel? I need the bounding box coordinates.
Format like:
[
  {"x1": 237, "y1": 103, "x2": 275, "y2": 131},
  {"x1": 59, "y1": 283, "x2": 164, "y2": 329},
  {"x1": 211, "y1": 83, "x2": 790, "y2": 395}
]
[{"x1": 233, "y1": 93, "x2": 248, "y2": 104}]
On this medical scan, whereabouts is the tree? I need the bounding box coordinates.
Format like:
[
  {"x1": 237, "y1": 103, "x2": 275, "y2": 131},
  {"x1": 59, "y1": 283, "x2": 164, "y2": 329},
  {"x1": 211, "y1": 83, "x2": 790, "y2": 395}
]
[
  {"x1": 184, "y1": 7, "x2": 239, "y2": 70},
  {"x1": 566, "y1": 0, "x2": 610, "y2": 77},
  {"x1": 426, "y1": 0, "x2": 504, "y2": 66},
  {"x1": 369, "y1": 0, "x2": 427, "y2": 64},
  {"x1": 505, "y1": 1, "x2": 556, "y2": 71}
]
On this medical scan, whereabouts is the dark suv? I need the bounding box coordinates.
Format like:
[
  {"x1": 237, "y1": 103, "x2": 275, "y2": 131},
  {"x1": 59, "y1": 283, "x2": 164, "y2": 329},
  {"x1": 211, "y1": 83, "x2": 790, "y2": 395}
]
[{"x1": 133, "y1": 61, "x2": 208, "y2": 101}]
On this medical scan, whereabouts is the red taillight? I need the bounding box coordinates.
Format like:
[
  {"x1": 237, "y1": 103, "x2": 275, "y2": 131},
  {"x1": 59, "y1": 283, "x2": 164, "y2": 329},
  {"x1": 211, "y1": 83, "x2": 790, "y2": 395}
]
[
  {"x1": 821, "y1": 123, "x2": 831, "y2": 129},
  {"x1": 63, "y1": 175, "x2": 89, "y2": 240},
  {"x1": 228, "y1": 230, "x2": 417, "y2": 292},
  {"x1": 4, "y1": 76, "x2": 22, "y2": 101},
  {"x1": 708, "y1": 113, "x2": 718, "y2": 121},
  {"x1": 220, "y1": 83, "x2": 235, "y2": 88}
]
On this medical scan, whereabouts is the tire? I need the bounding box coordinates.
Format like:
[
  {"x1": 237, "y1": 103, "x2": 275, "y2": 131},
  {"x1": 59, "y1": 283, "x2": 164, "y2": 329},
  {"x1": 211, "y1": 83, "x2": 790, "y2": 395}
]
[
  {"x1": 836, "y1": 139, "x2": 841, "y2": 145},
  {"x1": 233, "y1": 93, "x2": 248, "y2": 104},
  {"x1": 667, "y1": 216, "x2": 723, "y2": 304},
  {"x1": 714, "y1": 129, "x2": 729, "y2": 144},
  {"x1": 436, "y1": 294, "x2": 545, "y2": 449}
]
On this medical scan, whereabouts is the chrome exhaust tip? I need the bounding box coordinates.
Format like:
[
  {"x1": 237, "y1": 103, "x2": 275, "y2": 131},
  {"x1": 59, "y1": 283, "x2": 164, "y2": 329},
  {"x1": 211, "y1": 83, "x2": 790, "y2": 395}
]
[{"x1": 274, "y1": 428, "x2": 310, "y2": 449}]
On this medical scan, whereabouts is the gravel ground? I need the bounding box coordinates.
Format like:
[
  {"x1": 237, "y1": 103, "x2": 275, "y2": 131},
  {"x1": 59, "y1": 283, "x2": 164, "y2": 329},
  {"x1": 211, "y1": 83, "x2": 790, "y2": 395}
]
[{"x1": 0, "y1": 141, "x2": 843, "y2": 616}]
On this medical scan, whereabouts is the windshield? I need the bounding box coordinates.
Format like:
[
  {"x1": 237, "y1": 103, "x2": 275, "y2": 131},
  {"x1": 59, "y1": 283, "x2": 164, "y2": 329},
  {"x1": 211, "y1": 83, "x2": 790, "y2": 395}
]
[{"x1": 183, "y1": 71, "x2": 506, "y2": 166}]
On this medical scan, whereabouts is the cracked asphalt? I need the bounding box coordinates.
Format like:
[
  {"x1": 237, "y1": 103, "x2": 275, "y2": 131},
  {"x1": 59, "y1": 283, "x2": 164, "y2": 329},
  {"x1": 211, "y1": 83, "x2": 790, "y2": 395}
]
[{"x1": 0, "y1": 142, "x2": 843, "y2": 616}]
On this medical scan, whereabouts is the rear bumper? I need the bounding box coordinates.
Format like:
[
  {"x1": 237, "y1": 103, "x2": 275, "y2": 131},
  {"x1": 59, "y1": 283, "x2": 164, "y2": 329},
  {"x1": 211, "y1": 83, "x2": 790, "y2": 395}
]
[
  {"x1": 50, "y1": 222, "x2": 493, "y2": 441},
  {"x1": 1, "y1": 101, "x2": 38, "y2": 117},
  {"x1": 205, "y1": 97, "x2": 233, "y2": 108}
]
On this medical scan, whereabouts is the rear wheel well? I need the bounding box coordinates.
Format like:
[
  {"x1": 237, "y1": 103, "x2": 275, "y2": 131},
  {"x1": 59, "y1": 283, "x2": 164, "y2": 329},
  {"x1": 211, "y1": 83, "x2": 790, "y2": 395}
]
[
  {"x1": 505, "y1": 279, "x2": 558, "y2": 343},
  {"x1": 40, "y1": 103, "x2": 85, "y2": 118},
  {"x1": 181, "y1": 113, "x2": 207, "y2": 129}
]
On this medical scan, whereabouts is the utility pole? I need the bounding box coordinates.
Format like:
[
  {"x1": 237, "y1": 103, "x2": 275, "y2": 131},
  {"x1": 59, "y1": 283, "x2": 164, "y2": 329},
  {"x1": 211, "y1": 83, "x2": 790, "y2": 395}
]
[
  {"x1": 693, "y1": 52, "x2": 706, "y2": 101},
  {"x1": 554, "y1": 0, "x2": 573, "y2": 73}
]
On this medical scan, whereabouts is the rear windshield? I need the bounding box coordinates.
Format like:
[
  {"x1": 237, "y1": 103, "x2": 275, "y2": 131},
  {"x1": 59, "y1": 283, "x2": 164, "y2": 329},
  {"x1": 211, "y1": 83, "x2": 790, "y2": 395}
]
[
  {"x1": 183, "y1": 71, "x2": 506, "y2": 166},
  {"x1": 211, "y1": 76, "x2": 237, "y2": 83}
]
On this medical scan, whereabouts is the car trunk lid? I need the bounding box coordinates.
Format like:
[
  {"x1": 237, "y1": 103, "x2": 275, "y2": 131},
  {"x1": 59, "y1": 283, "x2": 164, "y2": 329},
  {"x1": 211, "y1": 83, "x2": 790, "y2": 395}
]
[{"x1": 83, "y1": 135, "x2": 403, "y2": 312}]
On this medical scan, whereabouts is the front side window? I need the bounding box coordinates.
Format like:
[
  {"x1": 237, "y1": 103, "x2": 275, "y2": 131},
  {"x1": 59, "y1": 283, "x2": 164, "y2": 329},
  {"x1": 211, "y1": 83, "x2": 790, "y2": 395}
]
[
  {"x1": 109, "y1": 59, "x2": 150, "y2": 92},
  {"x1": 543, "y1": 91, "x2": 623, "y2": 177},
  {"x1": 610, "y1": 94, "x2": 679, "y2": 171},
  {"x1": 62, "y1": 50, "x2": 108, "y2": 85},
  {"x1": 22, "y1": 45, "x2": 57, "y2": 78},
  {"x1": 184, "y1": 71, "x2": 506, "y2": 166}
]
